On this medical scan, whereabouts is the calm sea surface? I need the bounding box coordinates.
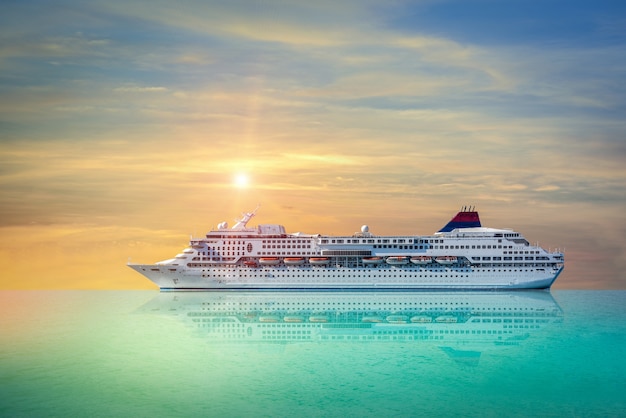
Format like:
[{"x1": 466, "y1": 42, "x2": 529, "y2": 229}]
[{"x1": 1, "y1": 290, "x2": 624, "y2": 417}]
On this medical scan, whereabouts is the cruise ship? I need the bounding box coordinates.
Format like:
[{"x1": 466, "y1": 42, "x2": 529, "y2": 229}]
[{"x1": 128, "y1": 206, "x2": 564, "y2": 290}]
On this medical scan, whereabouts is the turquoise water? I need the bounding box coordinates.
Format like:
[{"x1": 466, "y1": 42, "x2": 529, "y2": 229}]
[{"x1": 1, "y1": 290, "x2": 624, "y2": 417}]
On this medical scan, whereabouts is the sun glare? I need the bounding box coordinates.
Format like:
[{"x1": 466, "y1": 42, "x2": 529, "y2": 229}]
[{"x1": 234, "y1": 173, "x2": 249, "y2": 188}]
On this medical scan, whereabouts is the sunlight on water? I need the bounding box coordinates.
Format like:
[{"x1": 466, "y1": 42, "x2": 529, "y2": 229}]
[{"x1": 1, "y1": 290, "x2": 624, "y2": 417}]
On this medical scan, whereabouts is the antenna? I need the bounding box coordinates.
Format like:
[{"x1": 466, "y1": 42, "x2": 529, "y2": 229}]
[{"x1": 232, "y1": 203, "x2": 261, "y2": 230}]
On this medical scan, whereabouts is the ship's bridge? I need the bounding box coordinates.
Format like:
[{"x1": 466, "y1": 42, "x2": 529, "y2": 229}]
[{"x1": 443, "y1": 227, "x2": 530, "y2": 246}]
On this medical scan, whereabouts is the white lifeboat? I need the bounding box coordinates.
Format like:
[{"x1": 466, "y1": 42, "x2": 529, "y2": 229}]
[
  {"x1": 435, "y1": 256, "x2": 457, "y2": 265},
  {"x1": 410, "y1": 256, "x2": 432, "y2": 265},
  {"x1": 362, "y1": 256, "x2": 383, "y2": 264},
  {"x1": 386, "y1": 256, "x2": 409, "y2": 265}
]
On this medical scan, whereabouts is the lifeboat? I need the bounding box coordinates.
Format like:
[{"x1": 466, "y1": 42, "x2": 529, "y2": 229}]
[
  {"x1": 386, "y1": 315, "x2": 409, "y2": 324},
  {"x1": 259, "y1": 316, "x2": 280, "y2": 323},
  {"x1": 435, "y1": 256, "x2": 457, "y2": 265},
  {"x1": 410, "y1": 256, "x2": 432, "y2": 265},
  {"x1": 362, "y1": 316, "x2": 383, "y2": 323},
  {"x1": 435, "y1": 315, "x2": 458, "y2": 323},
  {"x1": 259, "y1": 257, "x2": 280, "y2": 265},
  {"x1": 362, "y1": 256, "x2": 383, "y2": 264},
  {"x1": 283, "y1": 316, "x2": 304, "y2": 323},
  {"x1": 243, "y1": 260, "x2": 258, "y2": 268},
  {"x1": 386, "y1": 256, "x2": 409, "y2": 265},
  {"x1": 309, "y1": 257, "x2": 330, "y2": 265},
  {"x1": 284, "y1": 257, "x2": 305, "y2": 265},
  {"x1": 410, "y1": 315, "x2": 432, "y2": 323},
  {"x1": 309, "y1": 315, "x2": 328, "y2": 323}
]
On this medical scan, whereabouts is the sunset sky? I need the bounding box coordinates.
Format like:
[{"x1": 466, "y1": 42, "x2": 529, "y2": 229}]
[{"x1": 1, "y1": 0, "x2": 624, "y2": 289}]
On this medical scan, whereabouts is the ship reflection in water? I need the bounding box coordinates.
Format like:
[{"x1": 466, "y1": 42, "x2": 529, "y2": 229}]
[{"x1": 138, "y1": 290, "x2": 562, "y2": 365}]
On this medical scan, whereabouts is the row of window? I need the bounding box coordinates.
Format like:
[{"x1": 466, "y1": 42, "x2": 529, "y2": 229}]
[
  {"x1": 322, "y1": 238, "x2": 446, "y2": 244},
  {"x1": 200, "y1": 269, "x2": 541, "y2": 279},
  {"x1": 200, "y1": 302, "x2": 540, "y2": 309},
  {"x1": 263, "y1": 239, "x2": 312, "y2": 244},
  {"x1": 263, "y1": 244, "x2": 311, "y2": 249},
  {"x1": 321, "y1": 236, "x2": 520, "y2": 245},
  {"x1": 371, "y1": 244, "x2": 519, "y2": 250},
  {"x1": 200, "y1": 236, "x2": 525, "y2": 247},
  {"x1": 206, "y1": 316, "x2": 540, "y2": 323},
  {"x1": 191, "y1": 243, "x2": 540, "y2": 253},
  {"x1": 478, "y1": 256, "x2": 549, "y2": 261}
]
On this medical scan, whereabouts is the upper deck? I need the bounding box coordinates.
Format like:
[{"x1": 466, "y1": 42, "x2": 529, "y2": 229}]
[{"x1": 176, "y1": 207, "x2": 563, "y2": 268}]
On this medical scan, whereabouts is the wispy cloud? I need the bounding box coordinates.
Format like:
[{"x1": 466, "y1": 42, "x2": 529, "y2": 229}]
[{"x1": 113, "y1": 85, "x2": 168, "y2": 93}]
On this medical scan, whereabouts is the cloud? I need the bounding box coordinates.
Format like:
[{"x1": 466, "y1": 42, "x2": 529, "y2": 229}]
[
  {"x1": 113, "y1": 85, "x2": 168, "y2": 93},
  {"x1": 100, "y1": 0, "x2": 378, "y2": 45}
]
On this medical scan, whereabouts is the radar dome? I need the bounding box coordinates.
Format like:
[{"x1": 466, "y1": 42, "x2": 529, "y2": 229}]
[{"x1": 361, "y1": 225, "x2": 369, "y2": 233}]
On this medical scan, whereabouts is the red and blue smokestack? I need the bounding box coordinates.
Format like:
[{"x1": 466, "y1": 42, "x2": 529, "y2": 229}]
[{"x1": 438, "y1": 206, "x2": 481, "y2": 232}]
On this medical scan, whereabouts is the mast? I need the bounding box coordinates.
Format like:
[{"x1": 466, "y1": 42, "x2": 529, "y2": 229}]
[{"x1": 232, "y1": 204, "x2": 260, "y2": 229}]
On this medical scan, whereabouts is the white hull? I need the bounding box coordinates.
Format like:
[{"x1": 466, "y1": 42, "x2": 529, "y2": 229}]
[{"x1": 129, "y1": 264, "x2": 562, "y2": 290}]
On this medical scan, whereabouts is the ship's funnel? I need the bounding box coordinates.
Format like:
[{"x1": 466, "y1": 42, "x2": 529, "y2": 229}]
[{"x1": 438, "y1": 208, "x2": 481, "y2": 233}]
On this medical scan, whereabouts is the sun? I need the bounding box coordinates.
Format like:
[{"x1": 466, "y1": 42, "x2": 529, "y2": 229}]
[{"x1": 234, "y1": 173, "x2": 249, "y2": 188}]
